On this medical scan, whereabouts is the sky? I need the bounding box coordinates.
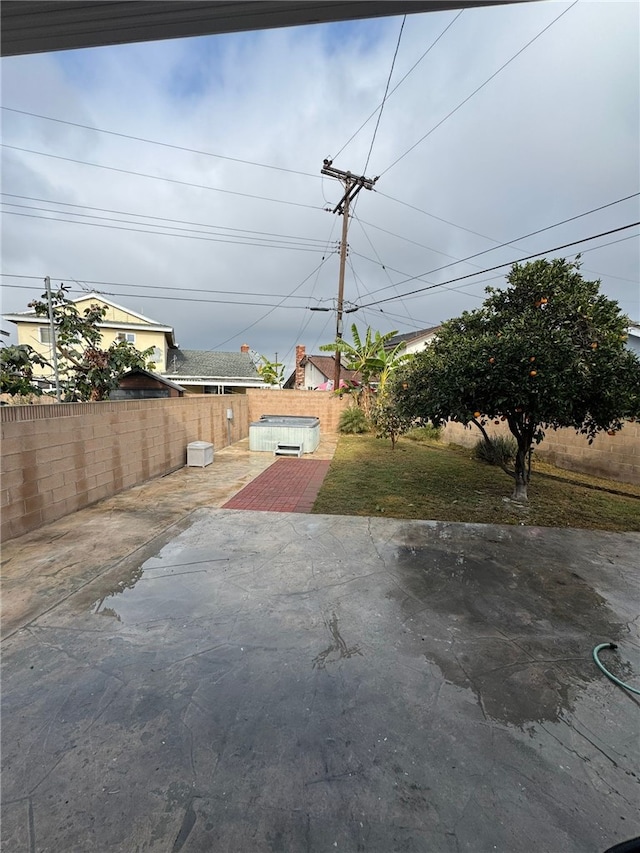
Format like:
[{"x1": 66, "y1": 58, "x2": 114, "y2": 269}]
[{"x1": 1, "y1": 0, "x2": 639, "y2": 377}]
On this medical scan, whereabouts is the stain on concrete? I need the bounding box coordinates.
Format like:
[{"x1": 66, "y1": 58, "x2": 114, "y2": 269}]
[
  {"x1": 312, "y1": 611, "x2": 362, "y2": 669},
  {"x1": 2, "y1": 511, "x2": 638, "y2": 853},
  {"x1": 391, "y1": 523, "x2": 624, "y2": 726}
]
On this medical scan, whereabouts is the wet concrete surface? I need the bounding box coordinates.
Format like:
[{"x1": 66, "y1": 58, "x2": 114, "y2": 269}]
[
  {"x1": 2, "y1": 507, "x2": 639, "y2": 852},
  {"x1": 0, "y1": 436, "x2": 338, "y2": 641}
]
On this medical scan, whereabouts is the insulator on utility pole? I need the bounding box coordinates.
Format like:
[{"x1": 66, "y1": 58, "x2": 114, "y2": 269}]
[{"x1": 320, "y1": 160, "x2": 377, "y2": 391}]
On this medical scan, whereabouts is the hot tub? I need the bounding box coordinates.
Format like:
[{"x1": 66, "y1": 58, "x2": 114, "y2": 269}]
[{"x1": 249, "y1": 415, "x2": 320, "y2": 453}]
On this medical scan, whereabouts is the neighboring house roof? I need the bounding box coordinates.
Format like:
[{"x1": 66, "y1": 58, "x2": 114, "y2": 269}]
[
  {"x1": 304, "y1": 355, "x2": 360, "y2": 383},
  {"x1": 627, "y1": 323, "x2": 640, "y2": 356},
  {"x1": 120, "y1": 367, "x2": 185, "y2": 392},
  {"x1": 283, "y1": 354, "x2": 360, "y2": 389},
  {"x1": 3, "y1": 292, "x2": 177, "y2": 346},
  {"x1": 163, "y1": 349, "x2": 265, "y2": 383},
  {"x1": 385, "y1": 326, "x2": 441, "y2": 349}
]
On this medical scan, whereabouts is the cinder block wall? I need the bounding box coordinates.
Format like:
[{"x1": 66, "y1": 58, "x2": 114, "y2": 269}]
[
  {"x1": 246, "y1": 389, "x2": 352, "y2": 433},
  {"x1": 442, "y1": 419, "x2": 640, "y2": 486},
  {"x1": 1, "y1": 396, "x2": 248, "y2": 541}
]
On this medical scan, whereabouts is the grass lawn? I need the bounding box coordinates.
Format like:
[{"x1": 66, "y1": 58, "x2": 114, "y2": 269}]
[{"x1": 312, "y1": 434, "x2": 640, "y2": 532}]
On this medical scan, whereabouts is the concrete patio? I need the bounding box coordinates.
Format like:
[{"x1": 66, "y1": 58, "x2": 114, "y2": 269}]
[{"x1": 1, "y1": 437, "x2": 639, "y2": 852}]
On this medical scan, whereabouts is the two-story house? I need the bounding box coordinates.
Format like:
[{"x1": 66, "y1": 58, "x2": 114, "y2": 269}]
[
  {"x1": 4, "y1": 293, "x2": 176, "y2": 383},
  {"x1": 4, "y1": 294, "x2": 266, "y2": 395}
]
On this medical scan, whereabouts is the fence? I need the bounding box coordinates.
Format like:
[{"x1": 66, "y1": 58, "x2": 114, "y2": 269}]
[
  {"x1": 3, "y1": 388, "x2": 636, "y2": 542},
  {"x1": 441, "y1": 419, "x2": 640, "y2": 486},
  {"x1": 1, "y1": 390, "x2": 354, "y2": 541},
  {"x1": 1, "y1": 395, "x2": 248, "y2": 541}
]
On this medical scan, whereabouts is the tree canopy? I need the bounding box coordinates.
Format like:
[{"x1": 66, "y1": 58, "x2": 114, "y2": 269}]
[
  {"x1": 0, "y1": 344, "x2": 49, "y2": 396},
  {"x1": 24, "y1": 285, "x2": 155, "y2": 401},
  {"x1": 395, "y1": 258, "x2": 640, "y2": 499}
]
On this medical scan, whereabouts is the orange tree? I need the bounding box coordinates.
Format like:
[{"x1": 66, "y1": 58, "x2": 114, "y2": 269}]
[{"x1": 394, "y1": 258, "x2": 640, "y2": 500}]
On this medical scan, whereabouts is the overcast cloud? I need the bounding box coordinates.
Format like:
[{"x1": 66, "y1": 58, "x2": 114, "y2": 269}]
[{"x1": 1, "y1": 0, "x2": 638, "y2": 375}]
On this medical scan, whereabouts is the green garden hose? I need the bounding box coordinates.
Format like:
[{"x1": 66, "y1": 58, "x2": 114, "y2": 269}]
[{"x1": 592, "y1": 643, "x2": 640, "y2": 696}]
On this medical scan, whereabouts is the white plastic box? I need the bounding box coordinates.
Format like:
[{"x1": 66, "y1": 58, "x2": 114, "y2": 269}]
[{"x1": 187, "y1": 441, "x2": 214, "y2": 467}]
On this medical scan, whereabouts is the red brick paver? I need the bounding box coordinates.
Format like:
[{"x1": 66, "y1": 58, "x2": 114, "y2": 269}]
[{"x1": 222, "y1": 457, "x2": 331, "y2": 513}]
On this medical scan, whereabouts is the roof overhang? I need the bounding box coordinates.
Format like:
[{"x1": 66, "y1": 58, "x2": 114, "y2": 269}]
[
  {"x1": 161, "y1": 374, "x2": 265, "y2": 387},
  {"x1": 1, "y1": 1, "x2": 538, "y2": 57}
]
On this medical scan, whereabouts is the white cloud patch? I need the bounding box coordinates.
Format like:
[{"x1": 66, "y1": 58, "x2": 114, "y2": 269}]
[{"x1": 2, "y1": 1, "x2": 638, "y2": 373}]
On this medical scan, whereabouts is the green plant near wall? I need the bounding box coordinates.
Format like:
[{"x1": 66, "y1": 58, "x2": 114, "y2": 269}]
[
  {"x1": 474, "y1": 435, "x2": 518, "y2": 467},
  {"x1": 339, "y1": 405, "x2": 370, "y2": 434}
]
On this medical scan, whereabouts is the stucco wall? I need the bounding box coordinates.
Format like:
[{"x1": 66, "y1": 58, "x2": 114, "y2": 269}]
[
  {"x1": 441, "y1": 419, "x2": 640, "y2": 486},
  {"x1": 1, "y1": 396, "x2": 248, "y2": 542}
]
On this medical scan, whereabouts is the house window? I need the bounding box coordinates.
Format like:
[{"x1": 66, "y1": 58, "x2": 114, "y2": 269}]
[
  {"x1": 39, "y1": 327, "x2": 52, "y2": 344},
  {"x1": 117, "y1": 333, "x2": 136, "y2": 344}
]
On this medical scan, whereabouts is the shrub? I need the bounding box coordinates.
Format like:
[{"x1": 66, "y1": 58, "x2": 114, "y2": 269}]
[
  {"x1": 474, "y1": 435, "x2": 517, "y2": 466},
  {"x1": 339, "y1": 405, "x2": 370, "y2": 434},
  {"x1": 405, "y1": 424, "x2": 441, "y2": 443}
]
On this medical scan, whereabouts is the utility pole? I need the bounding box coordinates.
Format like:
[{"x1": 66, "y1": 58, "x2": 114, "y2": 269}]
[
  {"x1": 44, "y1": 276, "x2": 62, "y2": 402},
  {"x1": 321, "y1": 159, "x2": 377, "y2": 391}
]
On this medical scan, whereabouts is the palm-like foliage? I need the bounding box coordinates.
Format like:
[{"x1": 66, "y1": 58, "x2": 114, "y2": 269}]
[
  {"x1": 320, "y1": 324, "x2": 412, "y2": 412},
  {"x1": 320, "y1": 324, "x2": 409, "y2": 390}
]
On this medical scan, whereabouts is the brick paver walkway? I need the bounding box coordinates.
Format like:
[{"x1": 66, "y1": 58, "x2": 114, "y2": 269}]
[{"x1": 222, "y1": 457, "x2": 331, "y2": 513}]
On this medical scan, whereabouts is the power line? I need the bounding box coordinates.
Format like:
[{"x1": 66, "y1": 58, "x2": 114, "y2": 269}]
[
  {"x1": 375, "y1": 189, "x2": 511, "y2": 241},
  {"x1": 2, "y1": 202, "x2": 329, "y2": 249},
  {"x1": 350, "y1": 228, "x2": 639, "y2": 304},
  {"x1": 379, "y1": 0, "x2": 579, "y2": 177},
  {"x1": 0, "y1": 272, "x2": 328, "y2": 302},
  {"x1": 283, "y1": 219, "x2": 339, "y2": 365},
  {"x1": 360, "y1": 192, "x2": 640, "y2": 299},
  {"x1": 362, "y1": 197, "x2": 640, "y2": 285},
  {"x1": 362, "y1": 15, "x2": 406, "y2": 176},
  {"x1": 357, "y1": 216, "x2": 464, "y2": 261},
  {"x1": 2, "y1": 209, "x2": 330, "y2": 253},
  {"x1": 332, "y1": 9, "x2": 464, "y2": 161},
  {"x1": 7, "y1": 232, "x2": 631, "y2": 312},
  {"x1": 1, "y1": 106, "x2": 320, "y2": 180},
  {"x1": 351, "y1": 214, "x2": 415, "y2": 321},
  {"x1": 350, "y1": 222, "x2": 640, "y2": 310},
  {"x1": 350, "y1": 249, "x2": 486, "y2": 300},
  {"x1": 0, "y1": 193, "x2": 330, "y2": 244},
  {"x1": 212, "y1": 256, "x2": 333, "y2": 349},
  {"x1": 0, "y1": 282, "x2": 322, "y2": 309},
  {"x1": 1, "y1": 144, "x2": 324, "y2": 211}
]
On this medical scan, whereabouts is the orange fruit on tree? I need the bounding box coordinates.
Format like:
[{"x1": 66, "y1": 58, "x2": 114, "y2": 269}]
[
  {"x1": 529, "y1": 370, "x2": 537, "y2": 377},
  {"x1": 474, "y1": 411, "x2": 481, "y2": 418}
]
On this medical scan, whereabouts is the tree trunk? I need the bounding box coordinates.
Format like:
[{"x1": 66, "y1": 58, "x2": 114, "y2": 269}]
[{"x1": 512, "y1": 444, "x2": 529, "y2": 501}]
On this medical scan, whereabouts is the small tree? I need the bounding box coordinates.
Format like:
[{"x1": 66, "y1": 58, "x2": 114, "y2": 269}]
[
  {"x1": 395, "y1": 258, "x2": 640, "y2": 500},
  {"x1": 28, "y1": 285, "x2": 155, "y2": 401},
  {"x1": 371, "y1": 391, "x2": 413, "y2": 449},
  {"x1": 0, "y1": 344, "x2": 49, "y2": 396}
]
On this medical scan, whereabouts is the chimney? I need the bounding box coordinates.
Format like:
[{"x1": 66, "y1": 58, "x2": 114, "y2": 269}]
[
  {"x1": 240, "y1": 343, "x2": 250, "y2": 353},
  {"x1": 295, "y1": 345, "x2": 306, "y2": 389}
]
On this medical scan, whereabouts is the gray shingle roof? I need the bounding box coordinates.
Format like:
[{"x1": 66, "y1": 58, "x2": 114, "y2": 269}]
[{"x1": 164, "y1": 349, "x2": 261, "y2": 379}]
